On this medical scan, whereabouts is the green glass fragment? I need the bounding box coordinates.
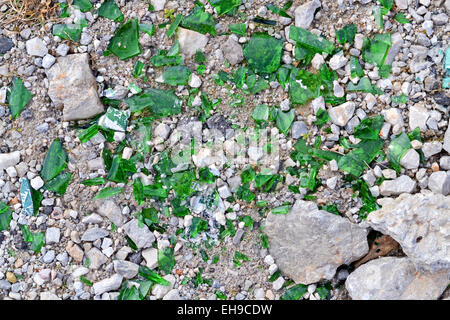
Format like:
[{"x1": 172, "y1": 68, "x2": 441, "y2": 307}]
[
  {"x1": 138, "y1": 266, "x2": 171, "y2": 285},
  {"x1": 354, "y1": 115, "x2": 384, "y2": 140},
  {"x1": 150, "y1": 50, "x2": 183, "y2": 66},
  {"x1": 387, "y1": 132, "x2": 412, "y2": 172},
  {"x1": 81, "y1": 177, "x2": 105, "y2": 186},
  {"x1": 132, "y1": 61, "x2": 146, "y2": 78},
  {"x1": 379, "y1": 64, "x2": 392, "y2": 78},
  {"x1": 167, "y1": 14, "x2": 183, "y2": 38},
  {"x1": 266, "y1": 3, "x2": 291, "y2": 18},
  {"x1": 313, "y1": 108, "x2": 331, "y2": 129},
  {"x1": 347, "y1": 77, "x2": 383, "y2": 95},
  {"x1": 350, "y1": 56, "x2": 364, "y2": 78},
  {"x1": 97, "y1": 0, "x2": 123, "y2": 21},
  {"x1": 133, "y1": 178, "x2": 144, "y2": 205},
  {"x1": 0, "y1": 202, "x2": 13, "y2": 231},
  {"x1": 233, "y1": 251, "x2": 250, "y2": 267},
  {"x1": 106, "y1": 19, "x2": 142, "y2": 60},
  {"x1": 336, "y1": 24, "x2": 357, "y2": 45},
  {"x1": 229, "y1": 23, "x2": 246, "y2": 36},
  {"x1": 373, "y1": 6, "x2": 384, "y2": 29},
  {"x1": 41, "y1": 139, "x2": 68, "y2": 181},
  {"x1": 362, "y1": 33, "x2": 392, "y2": 67},
  {"x1": 209, "y1": 0, "x2": 242, "y2": 16},
  {"x1": 98, "y1": 107, "x2": 130, "y2": 132},
  {"x1": 245, "y1": 74, "x2": 269, "y2": 94},
  {"x1": 394, "y1": 12, "x2": 410, "y2": 24},
  {"x1": 93, "y1": 187, "x2": 123, "y2": 200},
  {"x1": 78, "y1": 124, "x2": 100, "y2": 143},
  {"x1": 158, "y1": 247, "x2": 175, "y2": 275},
  {"x1": 276, "y1": 109, "x2": 295, "y2": 135},
  {"x1": 53, "y1": 23, "x2": 84, "y2": 41},
  {"x1": 289, "y1": 26, "x2": 334, "y2": 54},
  {"x1": 377, "y1": 0, "x2": 393, "y2": 9},
  {"x1": 251, "y1": 104, "x2": 269, "y2": 124},
  {"x1": 391, "y1": 94, "x2": 408, "y2": 104},
  {"x1": 167, "y1": 40, "x2": 180, "y2": 57},
  {"x1": 243, "y1": 33, "x2": 283, "y2": 74},
  {"x1": 182, "y1": 6, "x2": 216, "y2": 36},
  {"x1": 199, "y1": 167, "x2": 216, "y2": 184},
  {"x1": 281, "y1": 284, "x2": 308, "y2": 300},
  {"x1": 162, "y1": 65, "x2": 192, "y2": 85},
  {"x1": 139, "y1": 23, "x2": 155, "y2": 36},
  {"x1": 73, "y1": 0, "x2": 92, "y2": 12},
  {"x1": 337, "y1": 139, "x2": 385, "y2": 177},
  {"x1": 7, "y1": 77, "x2": 33, "y2": 119},
  {"x1": 125, "y1": 88, "x2": 182, "y2": 117},
  {"x1": 189, "y1": 217, "x2": 208, "y2": 238},
  {"x1": 272, "y1": 205, "x2": 289, "y2": 214},
  {"x1": 43, "y1": 172, "x2": 72, "y2": 195}
]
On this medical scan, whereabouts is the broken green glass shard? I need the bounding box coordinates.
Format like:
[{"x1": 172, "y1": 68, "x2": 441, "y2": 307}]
[
  {"x1": 394, "y1": 12, "x2": 410, "y2": 24},
  {"x1": 132, "y1": 61, "x2": 145, "y2": 78},
  {"x1": 241, "y1": 167, "x2": 255, "y2": 184},
  {"x1": 167, "y1": 40, "x2": 180, "y2": 57},
  {"x1": 106, "y1": 19, "x2": 141, "y2": 60},
  {"x1": 266, "y1": 3, "x2": 292, "y2": 18},
  {"x1": 276, "y1": 109, "x2": 295, "y2": 135},
  {"x1": 336, "y1": 24, "x2": 357, "y2": 45},
  {"x1": 182, "y1": 6, "x2": 216, "y2": 36},
  {"x1": 128, "y1": 82, "x2": 142, "y2": 94},
  {"x1": 132, "y1": 178, "x2": 144, "y2": 205},
  {"x1": 167, "y1": 13, "x2": 183, "y2": 38},
  {"x1": 81, "y1": 177, "x2": 105, "y2": 186},
  {"x1": 78, "y1": 124, "x2": 100, "y2": 143},
  {"x1": 289, "y1": 26, "x2": 334, "y2": 55},
  {"x1": 337, "y1": 139, "x2": 385, "y2": 177},
  {"x1": 233, "y1": 251, "x2": 250, "y2": 267},
  {"x1": 161, "y1": 65, "x2": 192, "y2": 85},
  {"x1": 139, "y1": 23, "x2": 155, "y2": 36},
  {"x1": 354, "y1": 115, "x2": 384, "y2": 140},
  {"x1": 391, "y1": 94, "x2": 408, "y2": 104},
  {"x1": 362, "y1": 33, "x2": 392, "y2": 67},
  {"x1": 373, "y1": 6, "x2": 384, "y2": 29},
  {"x1": 190, "y1": 217, "x2": 208, "y2": 238},
  {"x1": 97, "y1": 0, "x2": 123, "y2": 21},
  {"x1": 251, "y1": 104, "x2": 269, "y2": 124},
  {"x1": 314, "y1": 108, "x2": 331, "y2": 128},
  {"x1": 199, "y1": 167, "x2": 216, "y2": 184},
  {"x1": 0, "y1": 202, "x2": 13, "y2": 231},
  {"x1": 209, "y1": 0, "x2": 241, "y2": 16},
  {"x1": 41, "y1": 139, "x2": 68, "y2": 181},
  {"x1": 126, "y1": 88, "x2": 182, "y2": 117},
  {"x1": 350, "y1": 57, "x2": 364, "y2": 78},
  {"x1": 138, "y1": 266, "x2": 171, "y2": 286},
  {"x1": 60, "y1": 3, "x2": 70, "y2": 18},
  {"x1": 377, "y1": 0, "x2": 393, "y2": 9},
  {"x1": 347, "y1": 76, "x2": 383, "y2": 95},
  {"x1": 7, "y1": 77, "x2": 33, "y2": 119},
  {"x1": 53, "y1": 23, "x2": 83, "y2": 41},
  {"x1": 289, "y1": 80, "x2": 315, "y2": 105},
  {"x1": 106, "y1": 155, "x2": 126, "y2": 183},
  {"x1": 244, "y1": 33, "x2": 283, "y2": 74},
  {"x1": 387, "y1": 132, "x2": 411, "y2": 173},
  {"x1": 43, "y1": 172, "x2": 72, "y2": 195},
  {"x1": 245, "y1": 75, "x2": 269, "y2": 94},
  {"x1": 73, "y1": 0, "x2": 92, "y2": 12},
  {"x1": 20, "y1": 225, "x2": 45, "y2": 253},
  {"x1": 379, "y1": 64, "x2": 391, "y2": 78},
  {"x1": 272, "y1": 205, "x2": 290, "y2": 215},
  {"x1": 158, "y1": 247, "x2": 175, "y2": 275},
  {"x1": 98, "y1": 107, "x2": 130, "y2": 132},
  {"x1": 93, "y1": 187, "x2": 123, "y2": 200},
  {"x1": 194, "y1": 50, "x2": 206, "y2": 63},
  {"x1": 281, "y1": 284, "x2": 307, "y2": 300},
  {"x1": 229, "y1": 23, "x2": 246, "y2": 36},
  {"x1": 31, "y1": 188, "x2": 43, "y2": 216}
]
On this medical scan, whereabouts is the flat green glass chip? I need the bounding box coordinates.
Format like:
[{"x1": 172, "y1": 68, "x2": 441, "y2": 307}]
[{"x1": 106, "y1": 19, "x2": 142, "y2": 60}]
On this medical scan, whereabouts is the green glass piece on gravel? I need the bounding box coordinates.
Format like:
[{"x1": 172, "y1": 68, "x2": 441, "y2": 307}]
[
  {"x1": 81, "y1": 177, "x2": 105, "y2": 186},
  {"x1": 31, "y1": 188, "x2": 43, "y2": 216},
  {"x1": 150, "y1": 51, "x2": 183, "y2": 66},
  {"x1": 106, "y1": 19, "x2": 142, "y2": 60},
  {"x1": 97, "y1": 0, "x2": 123, "y2": 21},
  {"x1": 209, "y1": 0, "x2": 242, "y2": 16},
  {"x1": 189, "y1": 217, "x2": 208, "y2": 238},
  {"x1": 272, "y1": 205, "x2": 290, "y2": 215},
  {"x1": 158, "y1": 247, "x2": 175, "y2": 275},
  {"x1": 98, "y1": 107, "x2": 130, "y2": 132},
  {"x1": 132, "y1": 61, "x2": 145, "y2": 78},
  {"x1": 347, "y1": 76, "x2": 383, "y2": 95},
  {"x1": 41, "y1": 139, "x2": 68, "y2": 181},
  {"x1": 266, "y1": 3, "x2": 291, "y2": 18},
  {"x1": 394, "y1": 12, "x2": 410, "y2": 24},
  {"x1": 126, "y1": 88, "x2": 182, "y2": 117},
  {"x1": 354, "y1": 115, "x2": 384, "y2": 140},
  {"x1": 199, "y1": 167, "x2": 216, "y2": 184},
  {"x1": 167, "y1": 14, "x2": 183, "y2": 38},
  {"x1": 241, "y1": 167, "x2": 255, "y2": 184},
  {"x1": 229, "y1": 23, "x2": 246, "y2": 36},
  {"x1": 162, "y1": 65, "x2": 192, "y2": 85},
  {"x1": 138, "y1": 265, "x2": 171, "y2": 285},
  {"x1": 362, "y1": 34, "x2": 392, "y2": 66},
  {"x1": 391, "y1": 94, "x2": 408, "y2": 104},
  {"x1": 194, "y1": 50, "x2": 206, "y2": 63},
  {"x1": 7, "y1": 77, "x2": 33, "y2": 119},
  {"x1": 53, "y1": 23, "x2": 83, "y2": 41},
  {"x1": 350, "y1": 56, "x2": 364, "y2": 78},
  {"x1": 245, "y1": 74, "x2": 269, "y2": 94},
  {"x1": 251, "y1": 104, "x2": 269, "y2": 124},
  {"x1": 289, "y1": 26, "x2": 334, "y2": 54},
  {"x1": 20, "y1": 225, "x2": 45, "y2": 253},
  {"x1": 182, "y1": 6, "x2": 216, "y2": 36},
  {"x1": 133, "y1": 178, "x2": 144, "y2": 205},
  {"x1": 106, "y1": 155, "x2": 126, "y2": 183},
  {"x1": 0, "y1": 202, "x2": 12, "y2": 231},
  {"x1": 93, "y1": 187, "x2": 123, "y2": 200},
  {"x1": 336, "y1": 24, "x2": 357, "y2": 45},
  {"x1": 233, "y1": 251, "x2": 250, "y2": 267},
  {"x1": 338, "y1": 139, "x2": 385, "y2": 177},
  {"x1": 379, "y1": 64, "x2": 392, "y2": 78},
  {"x1": 276, "y1": 109, "x2": 295, "y2": 135},
  {"x1": 373, "y1": 6, "x2": 384, "y2": 29},
  {"x1": 73, "y1": 0, "x2": 92, "y2": 12},
  {"x1": 281, "y1": 284, "x2": 307, "y2": 300},
  {"x1": 378, "y1": 0, "x2": 393, "y2": 9},
  {"x1": 43, "y1": 172, "x2": 72, "y2": 195},
  {"x1": 167, "y1": 40, "x2": 180, "y2": 57},
  {"x1": 387, "y1": 132, "x2": 411, "y2": 172},
  {"x1": 313, "y1": 108, "x2": 330, "y2": 128},
  {"x1": 244, "y1": 33, "x2": 283, "y2": 74},
  {"x1": 139, "y1": 23, "x2": 155, "y2": 36},
  {"x1": 79, "y1": 124, "x2": 99, "y2": 143}
]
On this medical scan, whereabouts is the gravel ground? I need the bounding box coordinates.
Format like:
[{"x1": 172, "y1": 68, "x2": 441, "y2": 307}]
[{"x1": 0, "y1": 0, "x2": 449, "y2": 300}]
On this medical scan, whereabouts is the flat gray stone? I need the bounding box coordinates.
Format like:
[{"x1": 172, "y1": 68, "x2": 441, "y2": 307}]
[
  {"x1": 113, "y1": 260, "x2": 139, "y2": 279},
  {"x1": 379, "y1": 175, "x2": 416, "y2": 196},
  {"x1": 265, "y1": 200, "x2": 369, "y2": 285},
  {"x1": 221, "y1": 37, "x2": 244, "y2": 66},
  {"x1": 294, "y1": 0, "x2": 321, "y2": 29},
  {"x1": 0, "y1": 151, "x2": 21, "y2": 172},
  {"x1": 400, "y1": 149, "x2": 420, "y2": 169},
  {"x1": 346, "y1": 257, "x2": 450, "y2": 300},
  {"x1": 46, "y1": 53, "x2": 104, "y2": 121},
  {"x1": 26, "y1": 37, "x2": 48, "y2": 57},
  {"x1": 366, "y1": 193, "x2": 450, "y2": 273},
  {"x1": 428, "y1": 171, "x2": 450, "y2": 195},
  {"x1": 177, "y1": 28, "x2": 209, "y2": 57},
  {"x1": 98, "y1": 200, "x2": 126, "y2": 227},
  {"x1": 123, "y1": 219, "x2": 155, "y2": 249},
  {"x1": 93, "y1": 274, "x2": 123, "y2": 295},
  {"x1": 329, "y1": 102, "x2": 355, "y2": 127},
  {"x1": 81, "y1": 227, "x2": 109, "y2": 242},
  {"x1": 86, "y1": 247, "x2": 108, "y2": 270}
]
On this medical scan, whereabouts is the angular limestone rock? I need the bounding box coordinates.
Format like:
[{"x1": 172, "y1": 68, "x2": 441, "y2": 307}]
[
  {"x1": 46, "y1": 53, "x2": 104, "y2": 121},
  {"x1": 265, "y1": 200, "x2": 369, "y2": 284}
]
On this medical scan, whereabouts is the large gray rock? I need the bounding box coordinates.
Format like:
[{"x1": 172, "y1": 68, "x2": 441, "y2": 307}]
[
  {"x1": 177, "y1": 28, "x2": 209, "y2": 57},
  {"x1": 0, "y1": 151, "x2": 21, "y2": 172},
  {"x1": 366, "y1": 193, "x2": 450, "y2": 272},
  {"x1": 123, "y1": 219, "x2": 155, "y2": 249},
  {"x1": 81, "y1": 227, "x2": 109, "y2": 242},
  {"x1": 221, "y1": 37, "x2": 244, "y2": 65},
  {"x1": 346, "y1": 257, "x2": 450, "y2": 300},
  {"x1": 265, "y1": 200, "x2": 369, "y2": 284},
  {"x1": 379, "y1": 175, "x2": 416, "y2": 196},
  {"x1": 46, "y1": 53, "x2": 104, "y2": 121},
  {"x1": 329, "y1": 102, "x2": 355, "y2": 127},
  {"x1": 294, "y1": 0, "x2": 321, "y2": 29}
]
